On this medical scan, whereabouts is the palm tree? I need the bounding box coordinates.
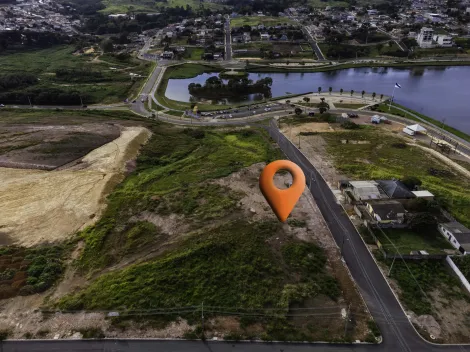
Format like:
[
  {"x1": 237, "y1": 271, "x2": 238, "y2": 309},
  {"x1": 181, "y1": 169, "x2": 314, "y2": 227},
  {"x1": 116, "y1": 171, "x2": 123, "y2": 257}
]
[
  {"x1": 318, "y1": 99, "x2": 330, "y2": 114},
  {"x1": 318, "y1": 87, "x2": 322, "y2": 94},
  {"x1": 340, "y1": 88, "x2": 343, "y2": 95},
  {"x1": 372, "y1": 92, "x2": 376, "y2": 100},
  {"x1": 380, "y1": 94, "x2": 383, "y2": 101},
  {"x1": 329, "y1": 86, "x2": 332, "y2": 95},
  {"x1": 361, "y1": 90, "x2": 365, "y2": 98},
  {"x1": 350, "y1": 89, "x2": 354, "y2": 97}
]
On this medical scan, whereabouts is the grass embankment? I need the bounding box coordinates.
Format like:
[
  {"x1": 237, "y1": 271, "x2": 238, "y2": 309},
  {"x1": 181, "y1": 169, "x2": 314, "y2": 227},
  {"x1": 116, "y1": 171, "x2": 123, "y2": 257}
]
[
  {"x1": 319, "y1": 42, "x2": 402, "y2": 60},
  {"x1": 0, "y1": 46, "x2": 153, "y2": 104},
  {"x1": 322, "y1": 129, "x2": 470, "y2": 228},
  {"x1": 374, "y1": 103, "x2": 470, "y2": 143},
  {"x1": 101, "y1": 0, "x2": 225, "y2": 13},
  {"x1": 335, "y1": 103, "x2": 368, "y2": 109},
  {"x1": 56, "y1": 126, "x2": 345, "y2": 341},
  {"x1": 377, "y1": 255, "x2": 469, "y2": 315}
]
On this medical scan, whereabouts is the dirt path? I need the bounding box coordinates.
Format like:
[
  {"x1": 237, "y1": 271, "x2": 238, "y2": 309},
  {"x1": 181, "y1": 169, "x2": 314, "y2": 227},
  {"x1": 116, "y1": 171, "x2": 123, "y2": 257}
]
[{"x1": 0, "y1": 127, "x2": 151, "y2": 247}]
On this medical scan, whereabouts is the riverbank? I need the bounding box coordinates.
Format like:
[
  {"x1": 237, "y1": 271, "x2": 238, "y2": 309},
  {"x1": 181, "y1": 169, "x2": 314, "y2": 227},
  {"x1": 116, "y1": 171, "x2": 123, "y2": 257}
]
[{"x1": 246, "y1": 60, "x2": 470, "y2": 73}]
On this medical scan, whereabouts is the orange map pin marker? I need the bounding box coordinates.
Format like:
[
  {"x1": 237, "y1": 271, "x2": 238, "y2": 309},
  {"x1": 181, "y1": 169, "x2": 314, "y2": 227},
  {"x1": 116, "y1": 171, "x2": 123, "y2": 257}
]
[{"x1": 259, "y1": 160, "x2": 306, "y2": 222}]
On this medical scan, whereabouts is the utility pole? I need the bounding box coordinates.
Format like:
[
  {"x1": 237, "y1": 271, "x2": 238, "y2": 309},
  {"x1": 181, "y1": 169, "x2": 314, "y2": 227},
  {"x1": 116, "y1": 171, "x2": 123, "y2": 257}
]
[
  {"x1": 387, "y1": 256, "x2": 396, "y2": 277},
  {"x1": 344, "y1": 303, "x2": 351, "y2": 338},
  {"x1": 201, "y1": 301, "x2": 204, "y2": 337},
  {"x1": 79, "y1": 95, "x2": 83, "y2": 106}
]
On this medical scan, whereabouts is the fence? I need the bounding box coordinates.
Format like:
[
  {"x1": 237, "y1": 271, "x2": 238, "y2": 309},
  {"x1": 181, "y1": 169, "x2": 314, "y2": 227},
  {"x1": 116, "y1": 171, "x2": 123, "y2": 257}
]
[{"x1": 446, "y1": 256, "x2": 470, "y2": 294}]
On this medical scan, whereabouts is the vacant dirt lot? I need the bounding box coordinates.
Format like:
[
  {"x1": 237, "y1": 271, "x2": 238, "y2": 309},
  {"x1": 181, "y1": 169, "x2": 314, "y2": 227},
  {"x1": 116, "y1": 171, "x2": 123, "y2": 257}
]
[
  {"x1": 0, "y1": 126, "x2": 151, "y2": 246},
  {"x1": 0, "y1": 123, "x2": 121, "y2": 170}
]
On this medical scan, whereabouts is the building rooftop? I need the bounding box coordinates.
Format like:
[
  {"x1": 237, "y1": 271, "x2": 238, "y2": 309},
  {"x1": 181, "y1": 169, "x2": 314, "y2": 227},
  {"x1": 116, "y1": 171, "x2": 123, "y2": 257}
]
[
  {"x1": 440, "y1": 222, "x2": 470, "y2": 244},
  {"x1": 377, "y1": 180, "x2": 415, "y2": 199},
  {"x1": 412, "y1": 190, "x2": 434, "y2": 198},
  {"x1": 349, "y1": 181, "x2": 385, "y2": 200},
  {"x1": 367, "y1": 200, "x2": 406, "y2": 221}
]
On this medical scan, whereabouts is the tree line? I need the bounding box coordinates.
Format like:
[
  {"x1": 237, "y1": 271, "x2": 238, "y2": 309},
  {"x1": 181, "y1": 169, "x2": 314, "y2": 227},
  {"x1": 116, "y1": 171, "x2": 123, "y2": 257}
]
[{"x1": 188, "y1": 76, "x2": 273, "y2": 99}]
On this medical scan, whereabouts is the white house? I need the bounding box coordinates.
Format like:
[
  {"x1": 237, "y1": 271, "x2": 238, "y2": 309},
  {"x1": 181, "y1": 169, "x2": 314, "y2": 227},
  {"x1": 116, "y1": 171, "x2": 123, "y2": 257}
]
[
  {"x1": 260, "y1": 33, "x2": 270, "y2": 40},
  {"x1": 417, "y1": 27, "x2": 434, "y2": 48},
  {"x1": 438, "y1": 222, "x2": 470, "y2": 254},
  {"x1": 433, "y1": 35, "x2": 453, "y2": 47}
]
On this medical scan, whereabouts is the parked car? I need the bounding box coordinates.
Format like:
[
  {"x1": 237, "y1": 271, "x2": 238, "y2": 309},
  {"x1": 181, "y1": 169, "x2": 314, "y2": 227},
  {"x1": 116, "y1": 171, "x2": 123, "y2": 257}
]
[
  {"x1": 347, "y1": 113, "x2": 359, "y2": 118},
  {"x1": 252, "y1": 111, "x2": 256, "y2": 115},
  {"x1": 132, "y1": 100, "x2": 136, "y2": 103},
  {"x1": 82, "y1": 105, "x2": 87, "y2": 108},
  {"x1": 0, "y1": 104, "x2": 5, "y2": 107},
  {"x1": 228, "y1": 114, "x2": 233, "y2": 118},
  {"x1": 265, "y1": 108, "x2": 271, "y2": 111},
  {"x1": 308, "y1": 112, "x2": 315, "y2": 116}
]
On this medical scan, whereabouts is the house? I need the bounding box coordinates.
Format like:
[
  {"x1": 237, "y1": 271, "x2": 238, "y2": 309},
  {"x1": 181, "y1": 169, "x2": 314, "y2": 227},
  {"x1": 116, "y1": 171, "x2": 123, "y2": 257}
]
[
  {"x1": 433, "y1": 35, "x2": 453, "y2": 47},
  {"x1": 417, "y1": 27, "x2": 434, "y2": 48},
  {"x1": 438, "y1": 222, "x2": 470, "y2": 254},
  {"x1": 366, "y1": 201, "x2": 406, "y2": 224},
  {"x1": 280, "y1": 34, "x2": 288, "y2": 41},
  {"x1": 412, "y1": 190, "x2": 434, "y2": 201},
  {"x1": 232, "y1": 35, "x2": 243, "y2": 43},
  {"x1": 243, "y1": 32, "x2": 251, "y2": 42},
  {"x1": 376, "y1": 180, "x2": 415, "y2": 199},
  {"x1": 260, "y1": 33, "x2": 270, "y2": 40},
  {"x1": 348, "y1": 181, "x2": 388, "y2": 201},
  {"x1": 161, "y1": 51, "x2": 174, "y2": 59}
]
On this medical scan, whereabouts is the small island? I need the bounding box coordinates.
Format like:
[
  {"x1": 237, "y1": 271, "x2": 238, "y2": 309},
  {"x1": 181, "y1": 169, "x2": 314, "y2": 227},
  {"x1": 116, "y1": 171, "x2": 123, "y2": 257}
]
[{"x1": 188, "y1": 76, "x2": 273, "y2": 99}]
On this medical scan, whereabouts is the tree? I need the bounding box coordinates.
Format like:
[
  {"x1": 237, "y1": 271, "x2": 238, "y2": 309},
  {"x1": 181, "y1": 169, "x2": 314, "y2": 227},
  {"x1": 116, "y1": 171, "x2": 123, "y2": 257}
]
[
  {"x1": 380, "y1": 93, "x2": 384, "y2": 101},
  {"x1": 286, "y1": 100, "x2": 291, "y2": 104},
  {"x1": 409, "y1": 212, "x2": 437, "y2": 234},
  {"x1": 318, "y1": 86, "x2": 322, "y2": 94},
  {"x1": 100, "y1": 39, "x2": 113, "y2": 53},
  {"x1": 401, "y1": 176, "x2": 422, "y2": 190},
  {"x1": 372, "y1": 92, "x2": 376, "y2": 100},
  {"x1": 361, "y1": 90, "x2": 365, "y2": 98},
  {"x1": 377, "y1": 43, "x2": 384, "y2": 53},
  {"x1": 340, "y1": 88, "x2": 343, "y2": 95},
  {"x1": 318, "y1": 99, "x2": 330, "y2": 114},
  {"x1": 295, "y1": 107, "x2": 303, "y2": 115},
  {"x1": 329, "y1": 86, "x2": 332, "y2": 95},
  {"x1": 303, "y1": 97, "x2": 310, "y2": 103},
  {"x1": 350, "y1": 89, "x2": 354, "y2": 97}
]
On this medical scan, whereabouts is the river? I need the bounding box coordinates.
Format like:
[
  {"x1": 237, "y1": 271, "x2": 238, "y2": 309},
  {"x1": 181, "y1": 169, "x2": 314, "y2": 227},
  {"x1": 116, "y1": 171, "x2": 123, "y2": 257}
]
[{"x1": 165, "y1": 66, "x2": 470, "y2": 133}]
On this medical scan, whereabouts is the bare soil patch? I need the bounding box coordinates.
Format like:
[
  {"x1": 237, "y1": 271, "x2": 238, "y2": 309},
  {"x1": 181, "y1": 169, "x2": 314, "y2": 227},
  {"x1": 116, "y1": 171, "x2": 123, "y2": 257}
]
[
  {"x1": 0, "y1": 123, "x2": 120, "y2": 170},
  {"x1": 0, "y1": 127, "x2": 151, "y2": 246}
]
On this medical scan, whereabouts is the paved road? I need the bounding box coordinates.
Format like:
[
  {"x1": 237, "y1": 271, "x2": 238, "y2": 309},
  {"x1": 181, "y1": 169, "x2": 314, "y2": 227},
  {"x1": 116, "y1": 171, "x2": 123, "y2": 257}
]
[
  {"x1": 130, "y1": 64, "x2": 163, "y2": 116},
  {"x1": 224, "y1": 16, "x2": 232, "y2": 61},
  {"x1": 302, "y1": 26, "x2": 325, "y2": 61}
]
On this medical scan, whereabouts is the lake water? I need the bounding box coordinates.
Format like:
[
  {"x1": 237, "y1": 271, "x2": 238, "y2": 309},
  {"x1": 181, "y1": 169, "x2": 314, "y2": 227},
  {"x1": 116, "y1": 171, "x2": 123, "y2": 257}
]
[{"x1": 165, "y1": 66, "x2": 470, "y2": 133}]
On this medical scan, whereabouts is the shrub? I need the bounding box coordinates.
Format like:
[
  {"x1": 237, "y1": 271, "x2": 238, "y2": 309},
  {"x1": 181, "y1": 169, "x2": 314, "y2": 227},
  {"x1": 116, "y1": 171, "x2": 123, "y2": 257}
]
[{"x1": 341, "y1": 121, "x2": 360, "y2": 130}]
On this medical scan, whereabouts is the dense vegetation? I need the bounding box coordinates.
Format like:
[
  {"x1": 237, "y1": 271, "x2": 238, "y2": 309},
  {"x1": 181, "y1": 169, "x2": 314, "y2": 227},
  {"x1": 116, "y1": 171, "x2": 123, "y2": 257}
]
[
  {"x1": 0, "y1": 46, "x2": 153, "y2": 104},
  {"x1": 379, "y1": 257, "x2": 470, "y2": 315},
  {"x1": 188, "y1": 76, "x2": 273, "y2": 99},
  {"x1": 52, "y1": 124, "x2": 345, "y2": 341},
  {"x1": 453, "y1": 256, "x2": 470, "y2": 282}
]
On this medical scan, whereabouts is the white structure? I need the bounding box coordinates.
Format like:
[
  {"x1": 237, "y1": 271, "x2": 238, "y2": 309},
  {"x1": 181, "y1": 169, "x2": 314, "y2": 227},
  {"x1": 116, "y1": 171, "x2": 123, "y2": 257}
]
[
  {"x1": 417, "y1": 27, "x2": 434, "y2": 48},
  {"x1": 433, "y1": 35, "x2": 453, "y2": 47},
  {"x1": 406, "y1": 124, "x2": 427, "y2": 133},
  {"x1": 260, "y1": 33, "x2": 270, "y2": 40},
  {"x1": 438, "y1": 222, "x2": 470, "y2": 255},
  {"x1": 411, "y1": 190, "x2": 434, "y2": 200},
  {"x1": 348, "y1": 181, "x2": 386, "y2": 201},
  {"x1": 425, "y1": 13, "x2": 442, "y2": 22}
]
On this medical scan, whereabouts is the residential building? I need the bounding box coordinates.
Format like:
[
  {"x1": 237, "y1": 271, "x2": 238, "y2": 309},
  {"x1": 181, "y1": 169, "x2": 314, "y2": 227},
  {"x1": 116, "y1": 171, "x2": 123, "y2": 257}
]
[
  {"x1": 417, "y1": 27, "x2": 434, "y2": 48},
  {"x1": 438, "y1": 222, "x2": 470, "y2": 254},
  {"x1": 366, "y1": 201, "x2": 406, "y2": 224},
  {"x1": 243, "y1": 32, "x2": 251, "y2": 42},
  {"x1": 162, "y1": 51, "x2": 174, "y2": 59},
  {"x1": 348, "y1": 181, "x2": 387, "y2": 201},
  {"x1": 433, "y1": 35, "x2": 453, "y2": 47},
  {"x1": 260, "y1": 33, "x2": 271, "y2": 40},
  {"x1": 376, "y1": 180, "x2": 415, "y2": 200}
]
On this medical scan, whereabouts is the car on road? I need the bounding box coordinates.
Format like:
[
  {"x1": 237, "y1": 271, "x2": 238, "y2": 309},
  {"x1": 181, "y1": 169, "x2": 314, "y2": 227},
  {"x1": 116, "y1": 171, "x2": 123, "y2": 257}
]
[
  {"x1": 0, "y1": 104, "x2": 5, "y2": 107},
  {"x1": 252, "y1": 111, "x2": 256, "y2": 115},
  {"x1": 264, "y1": 108, "x2": 271, "y2": 111},
  {"x1": 141, "y1": 99, "x2": 145, "y2": 103},
  {"x1": 228, "y1": 114, "x2": 233, "y2": 118},
  {"x1": 132, "y1": 100, "x2": 136, "y2": 103},
  {"x1": 347, "y1": 113, "x2": 359, "y2": 118},
  {"x1": 82, "y1": 105, "x2": 87, "y2": 109}
]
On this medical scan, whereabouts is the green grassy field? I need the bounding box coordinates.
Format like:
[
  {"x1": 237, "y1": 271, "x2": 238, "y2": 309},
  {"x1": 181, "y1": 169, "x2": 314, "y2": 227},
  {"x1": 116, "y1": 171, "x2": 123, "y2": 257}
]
[
  {"x1": 52, "y1": 123, "x2": 352, "y2": 341},
  {"x1": 186, "y1": 47, "x2": 204, "y2": 61},
  {"x1": 374, "y1": 228, "x2": 454, "y2": 255},
  {"x1": 319, "y1": 42, "x2": 402, "y2": 60},
  {"x1": 322, "y1": 129, "x2": 470, "y2": 228},
  {"x1": 334, "y1": 103, "x2": 367, "y2": 109},
  {"x1": 377, "y1": 256, "x2": 470, "y2": 315},
  {"x1": 0, "y1": 46, "x2": 153, "y2": 104},
  {"x1": 100, "y1": 0, "x2": 226, "y2": 13},
  {"x1": 231, "y1": 16, "x2": 296, "y2": 27}
]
